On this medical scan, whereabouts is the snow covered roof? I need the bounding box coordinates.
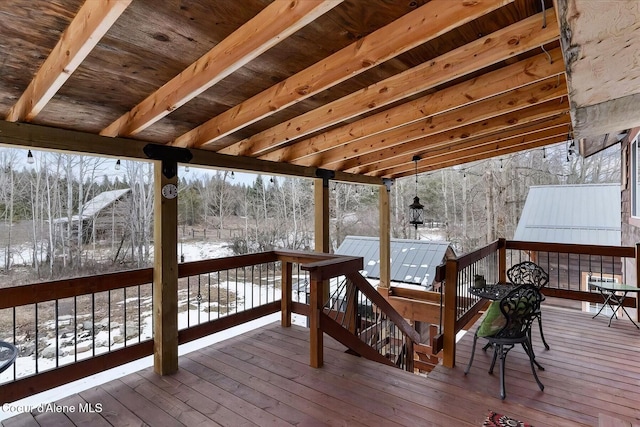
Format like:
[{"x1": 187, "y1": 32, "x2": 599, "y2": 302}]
[
  {"x1": 514, "y1": 184, "x2": 621, "y2": 245},
  {"x1": 335, "y1": 235, "x2": 453, "y2": 288},
  {"x1": 53, "y1": 188, "x2": 130, "y2": 224}
]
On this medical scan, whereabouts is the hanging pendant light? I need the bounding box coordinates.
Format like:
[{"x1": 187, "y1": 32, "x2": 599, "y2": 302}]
[
  {"x1": 27, "y1": 150, "x2": 34, "y2": 164},
  {"x1": 408, "y1": 155, "x2": 424, "y2": 230}
]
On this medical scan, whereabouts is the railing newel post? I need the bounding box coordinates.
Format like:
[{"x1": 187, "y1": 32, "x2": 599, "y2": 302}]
[
  {"x1": 498, "y1": 238, "x2": 507, "y2": 283},
  {"x1": 309, "y1": 274, "x2": 324, "y2": 368},
  {"x1": 281, "y1": 260, "x2": 292, "y2": 327},
  {"x1": 443, "y1": 258, "x2": 459, "y2": 368}
]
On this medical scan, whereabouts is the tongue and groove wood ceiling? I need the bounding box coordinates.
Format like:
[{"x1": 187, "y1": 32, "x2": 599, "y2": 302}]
[{"x1": 0, "y1": 0, "x2": 630, "y2": 182}]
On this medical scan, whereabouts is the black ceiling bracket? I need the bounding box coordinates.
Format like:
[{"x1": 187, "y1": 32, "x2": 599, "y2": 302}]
[
  {"x1": 143, "y1": 144, "x2": 193, "y2": 179},
  {"x1": 315, "y1": 168, "x2": 336, "y2": 188},
  {"x1": 383, "y1": 178, "x2": 394, "y2": 192}
]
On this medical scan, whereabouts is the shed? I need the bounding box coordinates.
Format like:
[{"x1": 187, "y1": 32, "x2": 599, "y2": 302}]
[
  {"x1": 514, "y1": 184, "x2": 621, "y2": 245},
  {"x1": 513, "y1": 184, "x2": 622, "y2": 305},
  {"x1": 53, "y1": 188, "x2": 131, "y2": 243},
  {"x1": 335, "y1": 236, "x2": 456, "y2": 289}
]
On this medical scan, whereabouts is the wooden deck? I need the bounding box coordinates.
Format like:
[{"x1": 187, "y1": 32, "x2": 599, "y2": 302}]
[{"x1": 3, "y1": 305, "x2": 640, "y2": 426}]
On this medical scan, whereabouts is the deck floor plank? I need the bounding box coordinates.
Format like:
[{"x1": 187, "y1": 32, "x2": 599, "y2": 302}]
[
  {"x1": 3, "y1": 305, "x2": 640, "y2": 426},
  {"x1": 185, "y1": 348, "x2": 374, "y2": 427}
]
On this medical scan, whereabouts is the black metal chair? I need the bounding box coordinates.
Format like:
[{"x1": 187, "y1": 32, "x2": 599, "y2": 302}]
[
  {"x1": 507, "y1": 261, "x2": 550, "y2": 350},
  {"x1": 0, "y1": 341, "x2": 18, "y2": 374},
  {"x1": 465, "y1": 283, "x2": 545, "y2": 399}
]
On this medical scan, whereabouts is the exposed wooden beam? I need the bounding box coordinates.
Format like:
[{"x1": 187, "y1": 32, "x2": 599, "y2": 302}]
[
  {"x1": 351, "y1": 98, "x2": 569, "y2": 175},
  {"x1": 177, "y1": 0, "x2": 514, "y2": 150},
  {"x1": 0, "y1": 121, "x2": 381, "y2": 185},
  {"x1": 101, "y1": 0, "x2": 341, "y2": 137},
  {"x1": 225, "y1": 9, "x2": 559, "y2": 158},
  {"x1": 305, "y1": 75, "x2": 567, "y2": 170},
  {"x1": 6, "y1": 0, "x2": 132, "y2": 122},
  {"x1": 380, "y1": 115, "x2": 571, "y2": 177},
  {"x1": 261, "y1": 48, "x2": 565, "y2": 164}
]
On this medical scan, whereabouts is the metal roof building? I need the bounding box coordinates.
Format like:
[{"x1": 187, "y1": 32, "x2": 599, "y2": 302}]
[
  {"x1": 513, "y1": 184, "x2": 621, "y2": 245},
  {"x1": 53, "y1": 188, "x2": 131, "y2": 224},
  {"x1": 335, "y1": 236, "x2": 455, "y2": 289}
]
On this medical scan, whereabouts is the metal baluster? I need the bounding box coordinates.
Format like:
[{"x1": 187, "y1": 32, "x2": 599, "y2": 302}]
[
  {"x1": 92, "y1": 292, "x2": 96, "y2": 357},
  {"x1": 124, "y1": 287, "x2": 127, "y2": 347},
  {"x1": 13, "y1": 307, "x2": 17, "y2": 380},
  {"x1": 138, "y1": 285, "x2": 142, "y2": 340},
  {"x1": 108, "y1": 290, "x2": 111, "y2": 350},
  {"x1": 226, "y1": 270, "x2": 230, "y2": 316},
  {"x1": 74, "y1": 296, "x2": 77, "y2": 361},
  {"x1": 35, "y1": 303, "x2": 39, "y2": 373},
  {"x1": 197, "y1": 274, "x2": 202, "y2": 325},
  {"x1": 55, "y1": 299, "x2": 59, "y2": 368}
]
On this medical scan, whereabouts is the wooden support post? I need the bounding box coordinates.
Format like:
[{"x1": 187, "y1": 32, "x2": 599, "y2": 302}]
[
  {"x1": 498, "y1": 238, "x2": 507, "y2": 283},
  {"x1": 314, "y1": 178, "x2": 330, "y2": 254},
  {"x1": 281, "y1": 261, "x2": 292, "y2": 327},
  {"x1": 443, "y1": 258, "x2": 459, "y2": 368},
  {"x1": 379, "y1": 180, "x2": 391, "y2": 290},
  {"x1": 309, "y1": 277, "x2": 323, "y2": 368},
  {"x1": 153, "y1": 161, "x2": 179, "y2": 375},
  {"x1": 314, "y1": 176, "x2": 330, "y2": 301}
]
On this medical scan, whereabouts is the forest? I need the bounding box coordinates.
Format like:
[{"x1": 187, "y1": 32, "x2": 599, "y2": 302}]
[{"x1": 0, "y1": 142, "x2": 620, "y2": 286}]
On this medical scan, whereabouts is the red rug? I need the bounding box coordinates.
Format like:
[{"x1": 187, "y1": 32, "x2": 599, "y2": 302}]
[{"x1": 483, "y1": 410, "x2": 533, "y2": 427}]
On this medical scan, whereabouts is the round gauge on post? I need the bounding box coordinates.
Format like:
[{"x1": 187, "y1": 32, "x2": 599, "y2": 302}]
[{"x1": 161, "y1": 183, "x2": 178, "y2": 199}]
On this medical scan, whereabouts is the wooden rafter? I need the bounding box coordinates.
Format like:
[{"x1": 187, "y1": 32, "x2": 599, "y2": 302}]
[
  {"x1": 415, "y1": 132, "x2": 570, "y2": 175},
  {"x1": 261, "y1": 48, "x2": 565, "y2": 164},
  {"x1": 5, "y1": 0, "x2": 132, "y2": 122},
  {"x1": 385, "y1": 116, "x2": 571, "y2": 177},
  {"x1": 349, "y1": 98, "x2": 570, "y2": 175},
  {"x1": 175, "y1": 0, "x2": 514, "y2": 150},
  {"x1": 100, "y1": 0, "x2": 341, "y2": 138},
  {"x1": 221, "y1": 9, "x2": 559, "y2": 159},
  {"x1": 310, "y1": 75, "x2": 567, "y2": 171}
]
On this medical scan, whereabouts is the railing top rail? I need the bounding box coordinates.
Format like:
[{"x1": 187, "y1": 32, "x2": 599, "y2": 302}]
[
  {"x1": 178, "y1": 251, "x2": 279, "y2": 277},
  {"x1": 273, "y1": 249, "x2": 343, "y2": 263},
  {"x1": 301, "y1": 255, "x2": 364, "y2": 281},
  {"x1": 435, "y1": 239, "x2": 503, "y2": 281},
  {"x1": 0, "y1": 268, "x2": 154, "y2": 309},
  {"x1": 457, "y1": 239, "x2": 503, "y2": 270},
  {"x1": 506, "y1": 240, "x2": 635, "y2": 257}
]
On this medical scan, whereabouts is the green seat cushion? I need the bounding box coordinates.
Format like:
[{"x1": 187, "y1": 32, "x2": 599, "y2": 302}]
[{"x1": 477, "y1": 301, "x2": 506, "y2": 337}]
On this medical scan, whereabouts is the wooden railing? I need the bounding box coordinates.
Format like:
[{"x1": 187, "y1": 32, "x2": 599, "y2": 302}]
[
  {"x1": 439, "y1": 239, "x2": 640, "y2": 368},
  {"x1": 290, "y1": 255, "x2": 420, "y2": 371},
  {"x1": 0, "y1": 249, "x2": 419, "y2": 404}
]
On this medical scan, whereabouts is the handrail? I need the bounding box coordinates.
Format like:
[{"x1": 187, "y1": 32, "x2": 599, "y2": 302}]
[
  {"x1": 506, "y1": 240, "x2": 635, "y2": 257},
  {"x1": 346, "y1": 272, "x2": 420, "y2": 343},
  {"x1": 0, "y1": 268, "x2": 153, "y2": 309},
  {"x1": 298, "y1": 254, "x2": 420, "y2": 370}
]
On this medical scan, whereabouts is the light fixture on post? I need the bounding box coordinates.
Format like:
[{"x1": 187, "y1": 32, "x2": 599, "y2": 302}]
[
  {"x1": 27, "y1": 150, "x2": 34, "y2": 164},
  {"x1": 408, "y1": 155, "x2": 424, "y2": 236}
]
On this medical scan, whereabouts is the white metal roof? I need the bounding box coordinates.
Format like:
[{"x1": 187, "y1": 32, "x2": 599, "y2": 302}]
[
  {"x1": 335, "y1": 235, "x2": 452, "y2": 288},
  {"x1": 52, "y1": 188, "x2": 130, "y2": 224},
  {"x1": 513, "y1": 184, "x2": 620, "y2": 245}
]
